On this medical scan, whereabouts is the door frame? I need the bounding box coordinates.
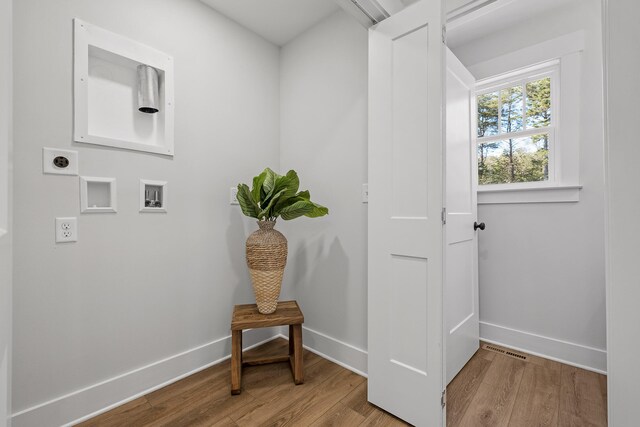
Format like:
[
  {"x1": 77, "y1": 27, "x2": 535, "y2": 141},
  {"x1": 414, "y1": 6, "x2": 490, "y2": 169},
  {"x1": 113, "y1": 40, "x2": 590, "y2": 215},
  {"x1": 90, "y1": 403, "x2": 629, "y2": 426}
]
[
  {"x1": 601, "y1": 0, "x2": 630, "y2": 424},
  {"x1": 0, "y1": 0, "x2": 12, "y2": 425},
  {"x1": 441, "y1": 0, "x2": 614, "y2": 422}
]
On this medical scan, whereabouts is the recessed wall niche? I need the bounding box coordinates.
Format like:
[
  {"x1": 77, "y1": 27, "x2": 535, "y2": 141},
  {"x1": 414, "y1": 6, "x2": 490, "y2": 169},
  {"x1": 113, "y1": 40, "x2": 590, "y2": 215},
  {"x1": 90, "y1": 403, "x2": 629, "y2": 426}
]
[
  {"x1": 73, "y1": 19, "x2": 175, "y2": 156},
  {"x1": 140, "y1": 179, "x2": 168, "y2": 213},
  {"x1": 80, "y1": 176, "x2": 117, "y2": 213}
]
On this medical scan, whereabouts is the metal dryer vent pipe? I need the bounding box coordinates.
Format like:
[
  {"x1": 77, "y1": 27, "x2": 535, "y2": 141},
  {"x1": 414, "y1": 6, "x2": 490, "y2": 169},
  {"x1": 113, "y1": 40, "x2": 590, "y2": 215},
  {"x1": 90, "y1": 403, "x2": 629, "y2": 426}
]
[{"x1": 137, "y1": 64, "x2": 160, "y2": 114}]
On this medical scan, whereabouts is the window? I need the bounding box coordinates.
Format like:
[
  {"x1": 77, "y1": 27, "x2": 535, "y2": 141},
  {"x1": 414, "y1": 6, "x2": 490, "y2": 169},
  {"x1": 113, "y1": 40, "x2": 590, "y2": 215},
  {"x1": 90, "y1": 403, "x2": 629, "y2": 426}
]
[
  {"x1": 476, "y1": 63, "x2": 557, "y2": 186},
  {"x1": 470, "y1": 32, "x2": 584, "y2": 204}
]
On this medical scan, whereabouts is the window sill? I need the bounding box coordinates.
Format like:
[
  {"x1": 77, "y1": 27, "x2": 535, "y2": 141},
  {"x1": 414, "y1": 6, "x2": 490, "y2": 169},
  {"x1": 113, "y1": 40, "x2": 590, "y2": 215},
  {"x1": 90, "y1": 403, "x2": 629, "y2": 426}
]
[{"x1": 478, "y1": 185, "x2": 582, "y2": 205}]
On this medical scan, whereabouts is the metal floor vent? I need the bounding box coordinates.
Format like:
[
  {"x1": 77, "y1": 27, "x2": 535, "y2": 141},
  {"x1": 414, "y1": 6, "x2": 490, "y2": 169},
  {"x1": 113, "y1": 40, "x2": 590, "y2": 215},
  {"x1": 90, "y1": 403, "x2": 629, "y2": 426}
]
[{"x1": 482, "y1": 344, "x2": 528, "y2": 361}]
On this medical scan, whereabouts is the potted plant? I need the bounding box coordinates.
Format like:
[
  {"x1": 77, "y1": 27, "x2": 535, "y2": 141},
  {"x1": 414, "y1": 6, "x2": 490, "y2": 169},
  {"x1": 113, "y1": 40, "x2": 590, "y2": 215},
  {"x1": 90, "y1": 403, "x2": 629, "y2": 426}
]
[{"x1": 237, "y1": 168, "x2": 328, "y2": 314}]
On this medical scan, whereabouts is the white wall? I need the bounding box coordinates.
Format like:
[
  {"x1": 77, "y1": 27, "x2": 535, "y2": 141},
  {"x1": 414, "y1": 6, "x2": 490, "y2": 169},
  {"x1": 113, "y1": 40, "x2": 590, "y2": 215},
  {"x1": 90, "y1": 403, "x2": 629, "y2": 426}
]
[
  {"x1": 450, "y1": 0, "x2": 607, "y2": 372},
  {"x1": 603, "y1": 0, "x2": 640, "y2": 423},
  {"x1": 8, "y1": 1, "x2": 614, "y2": 424},
  {"x1": 279, "y1": 10, "x2": 369, "y2": 373},
  {"x1": 12, "y1": 0, "x2": 280, "y2": 425},
  {"x1": 0, "y1": 0, "x2": 13, "y2": 424}
]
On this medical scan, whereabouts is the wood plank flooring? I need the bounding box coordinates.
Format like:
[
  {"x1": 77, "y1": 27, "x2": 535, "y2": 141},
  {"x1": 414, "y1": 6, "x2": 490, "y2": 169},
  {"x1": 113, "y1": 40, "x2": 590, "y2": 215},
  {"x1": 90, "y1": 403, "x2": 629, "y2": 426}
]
[
  {"x1": 447, "y1": 343, "x2": 607, "y2": 427},
  {"x1": 79, "y1": 339, "x2": 607, "y2": 426}
]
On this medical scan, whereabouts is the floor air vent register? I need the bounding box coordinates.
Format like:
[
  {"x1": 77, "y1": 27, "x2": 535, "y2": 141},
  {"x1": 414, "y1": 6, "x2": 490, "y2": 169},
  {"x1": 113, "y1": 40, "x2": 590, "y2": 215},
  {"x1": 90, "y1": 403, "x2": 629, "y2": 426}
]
[{"x1": 482, "y1": 343, "x2": 528, "y2": 361}]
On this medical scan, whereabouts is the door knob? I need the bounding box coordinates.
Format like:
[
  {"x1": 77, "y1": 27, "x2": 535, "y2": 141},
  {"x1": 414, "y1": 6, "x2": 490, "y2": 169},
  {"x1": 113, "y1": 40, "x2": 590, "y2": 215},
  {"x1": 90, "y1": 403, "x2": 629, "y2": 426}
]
[{"x1": 474, "y1": 222, "x2": 485, "y2": 231}]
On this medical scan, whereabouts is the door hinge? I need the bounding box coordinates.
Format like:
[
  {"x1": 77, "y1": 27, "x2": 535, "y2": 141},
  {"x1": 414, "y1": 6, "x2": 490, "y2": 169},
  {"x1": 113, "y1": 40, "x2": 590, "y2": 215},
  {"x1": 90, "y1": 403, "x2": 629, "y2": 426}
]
[
  {"x1": 442, "y1": 25, "x2": 446, "y2": 44},
  {"x1": 441, "y1": 207, "x2": 447, "y2": 225},
  {"x1": 441, "y1": 390, "x2": 446, "y2": 408}
]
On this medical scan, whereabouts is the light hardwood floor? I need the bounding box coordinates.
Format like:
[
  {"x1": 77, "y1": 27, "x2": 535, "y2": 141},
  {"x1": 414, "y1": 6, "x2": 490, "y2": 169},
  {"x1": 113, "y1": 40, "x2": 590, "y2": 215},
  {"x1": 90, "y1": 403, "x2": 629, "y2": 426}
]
[
  {"x1": 79, "y1": 339, "x2": 607, "y2": 426},
  {"x1": 447, "y1": 343, "x2": 607, "y2": 426}
]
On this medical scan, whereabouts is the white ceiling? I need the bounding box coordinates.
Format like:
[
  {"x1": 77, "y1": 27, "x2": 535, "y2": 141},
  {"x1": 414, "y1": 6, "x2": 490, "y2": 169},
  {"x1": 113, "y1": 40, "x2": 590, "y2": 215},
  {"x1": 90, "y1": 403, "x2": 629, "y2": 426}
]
[
  {"x1": 200, "y1": 0, "x2": 340, "y2": 46},
  {"x1": 447, "y1": 0, "x2": 581, "y2": 48},
  {"x1": 200, "y1": 0, "x2": 582, "y2": 48}
]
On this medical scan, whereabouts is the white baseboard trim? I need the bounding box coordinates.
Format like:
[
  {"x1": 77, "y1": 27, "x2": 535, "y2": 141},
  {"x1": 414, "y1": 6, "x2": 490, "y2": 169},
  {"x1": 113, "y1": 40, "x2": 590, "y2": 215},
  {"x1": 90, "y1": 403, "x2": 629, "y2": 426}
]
[
  {"x1": 480, "y1": 321, "x2": 607, "y2": 374},
  {"x1": 23, "y1": 321, "x2": 594, "y2": 426},
  {"x1": 11, "y1": 328, "x2": 280, "y2": 427},
  {"x1": 278, "y1": 326, "x2": 368, "y2": 378}
]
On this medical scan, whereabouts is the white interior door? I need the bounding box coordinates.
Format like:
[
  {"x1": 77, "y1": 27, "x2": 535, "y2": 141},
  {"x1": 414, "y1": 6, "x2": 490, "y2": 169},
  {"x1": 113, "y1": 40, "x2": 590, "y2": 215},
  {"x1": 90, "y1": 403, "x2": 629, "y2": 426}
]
[
  {"x1": 368, "y1": 1, "x2": 445, "y2": 426},
  {"x1": 445, "y1": 48, "x2": 479, "y2": 384}
]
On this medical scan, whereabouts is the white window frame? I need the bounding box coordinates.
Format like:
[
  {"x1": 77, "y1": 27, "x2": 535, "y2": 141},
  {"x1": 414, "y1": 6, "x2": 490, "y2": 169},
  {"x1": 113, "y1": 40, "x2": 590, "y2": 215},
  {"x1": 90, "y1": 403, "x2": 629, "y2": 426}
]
[
  {"x1": 476, "y1": 62, "x2": 559, "y2": 190},
  {"x1": 469, "y1": 31, "x2": 585, "y2": 204}
]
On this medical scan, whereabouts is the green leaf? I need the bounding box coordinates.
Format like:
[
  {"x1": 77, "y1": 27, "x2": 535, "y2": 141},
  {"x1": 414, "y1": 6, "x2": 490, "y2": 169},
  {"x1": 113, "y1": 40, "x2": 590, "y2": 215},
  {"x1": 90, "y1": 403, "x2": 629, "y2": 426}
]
[
  {"x1": 262, "y1": 168, "x2": 281, "y2": 199},
  {"x1": 283, "y1": 190, "x2": 327, "y2": 218},
  {"x1": 259, "y1": 188, "x2": 287, "y2": 219},
  {"x1": 270, "y1": 171, "x2": 299, "y2": 200},
  {"x1": 236, "y1": 168, "x2": 328, "y2": 221},
  {"x1": 305, "y1": 202, "x2": 329, "y2": 218},
  {"x1": 280, "y1": 200, "x2": 315, "y2": 221},
  {"x1": 282, "y1": 170, "x2": 300, "y2": 197},
  {"x1": 251, "y1": 172, "x2": 267, "y2": 204},
  {"x1": 262, "y1": 171, "x2": 299, "y2": 214},
  {"x1": 236, "y1": 184, "x2": 260, "y2": 219},
  {"x1": 271, "y1": 194, "x2": 299, "y2": 218},
  {"x1": 271, "y1": 188, "x2": 308, "y2": 218},
  {"x1": 296, "y1": 190, "x2": 310, "y2": 200}
]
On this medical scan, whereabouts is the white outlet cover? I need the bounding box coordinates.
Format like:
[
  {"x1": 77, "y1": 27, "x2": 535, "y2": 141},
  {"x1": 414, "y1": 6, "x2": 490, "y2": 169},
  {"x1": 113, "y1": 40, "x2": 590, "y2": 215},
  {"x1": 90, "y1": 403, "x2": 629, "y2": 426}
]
[
  {"x1": 362, "y1": 183, "x2": 369, "y2": 203},
  {"x1": 55, "y1": 217, "x2": 78, "y2": 243},
  {"x1": 230, "y1": 187, "x2": 239, "y2": 205},
  {"x1": 43, "y1": 148, "x2": 79, "y2": 176}
]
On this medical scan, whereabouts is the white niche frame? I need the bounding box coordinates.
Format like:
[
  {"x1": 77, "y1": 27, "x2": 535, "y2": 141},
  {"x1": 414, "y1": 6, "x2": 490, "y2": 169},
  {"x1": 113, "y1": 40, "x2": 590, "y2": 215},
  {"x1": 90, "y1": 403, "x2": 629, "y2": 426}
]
[
  {"x1": 140, "y1": 179, "x2": 168, "y2": 213},
  {"x1": 73, "y1": 19, "x2": 174, "y2": 156},
  {"x1": 80, "y1": 176, "x2": 117, "y2": 213}
]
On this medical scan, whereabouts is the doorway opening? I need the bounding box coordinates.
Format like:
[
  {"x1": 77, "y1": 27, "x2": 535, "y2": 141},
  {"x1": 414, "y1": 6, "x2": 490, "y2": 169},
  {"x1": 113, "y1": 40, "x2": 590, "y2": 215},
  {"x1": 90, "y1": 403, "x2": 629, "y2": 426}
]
[{"x1": 444, "y1": 0, "x2": 607, "y2": 425}]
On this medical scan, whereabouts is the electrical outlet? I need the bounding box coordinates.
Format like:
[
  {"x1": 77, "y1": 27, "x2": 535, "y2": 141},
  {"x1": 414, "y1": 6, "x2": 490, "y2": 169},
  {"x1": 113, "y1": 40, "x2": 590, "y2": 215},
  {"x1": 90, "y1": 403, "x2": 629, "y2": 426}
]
[
  {"x1": 230, "y1": 187, "x2": 239, "y2": 205},
  {"x1": 362, "y1": 183, "x2": 369, "y2": 203},
  {"x1": 43, "y1": 148, "x2": 79, "y2": 176},
  {"x1": 55, "y1": 217, "x2": 78, "y2": 243}
]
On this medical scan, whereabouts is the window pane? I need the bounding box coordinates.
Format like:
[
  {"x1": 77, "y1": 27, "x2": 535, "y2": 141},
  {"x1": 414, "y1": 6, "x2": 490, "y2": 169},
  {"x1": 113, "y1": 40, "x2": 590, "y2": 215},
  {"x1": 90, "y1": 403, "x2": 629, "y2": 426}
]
[
  {"x1": 500, "y1": 86, "x2": 524, "y2": 133},
  {"x1": 477, "y1": 133, "x2": 549, "y2": 184},
  {"x1": 526, "y1": 77, "x2": 551, "y2": 128},
  {"x1": 477, "y1": 92, "x2": 498, "y2": 137}
]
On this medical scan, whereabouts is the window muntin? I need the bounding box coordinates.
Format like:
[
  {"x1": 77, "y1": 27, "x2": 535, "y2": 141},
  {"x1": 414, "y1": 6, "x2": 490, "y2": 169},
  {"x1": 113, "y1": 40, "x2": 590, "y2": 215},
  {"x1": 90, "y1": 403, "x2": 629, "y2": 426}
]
[{"x1": 476, "y1": 66, "x2": 557, "y2": 186}]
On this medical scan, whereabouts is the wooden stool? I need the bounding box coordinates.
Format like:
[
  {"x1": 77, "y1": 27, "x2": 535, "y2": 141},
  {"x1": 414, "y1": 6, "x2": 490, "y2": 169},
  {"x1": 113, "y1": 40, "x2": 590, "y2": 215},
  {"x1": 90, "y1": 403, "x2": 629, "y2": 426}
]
[{"x1": 230, "y1": 300, "x2": 304, "y2": 395}]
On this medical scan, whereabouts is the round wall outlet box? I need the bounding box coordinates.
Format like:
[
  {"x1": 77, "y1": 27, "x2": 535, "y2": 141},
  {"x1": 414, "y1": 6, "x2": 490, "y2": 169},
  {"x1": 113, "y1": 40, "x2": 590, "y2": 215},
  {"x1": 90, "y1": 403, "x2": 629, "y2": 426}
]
[{"x1": 53, "y1": 156, "x2": 70, "y2": 168}]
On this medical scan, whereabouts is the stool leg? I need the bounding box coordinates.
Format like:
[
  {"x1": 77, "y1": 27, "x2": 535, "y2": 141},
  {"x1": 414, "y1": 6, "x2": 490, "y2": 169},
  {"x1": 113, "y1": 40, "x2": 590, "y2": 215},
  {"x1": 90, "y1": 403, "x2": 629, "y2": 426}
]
[
  {"x1": 231, "y1": 330, "x2": 242, "y2": 394},
  {"x1": 292, "y1": 324, "x2": 304, "y2": 384},
  {"x1": 289, "y1": 325, "x2": 294, "y2": 356}
]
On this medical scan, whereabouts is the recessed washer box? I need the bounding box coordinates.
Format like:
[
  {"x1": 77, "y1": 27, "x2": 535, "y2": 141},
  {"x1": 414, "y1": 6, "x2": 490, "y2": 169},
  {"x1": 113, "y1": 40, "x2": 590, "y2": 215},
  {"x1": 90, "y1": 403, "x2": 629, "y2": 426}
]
[
  {"x1": 80, "y1": 176, "x2": 117, "y2": 213},
  {"x1": 140, "y1": 179, "x2": 168, "y2": 213},
  {"x1": 73, "y1": 19, "x2": 174, "y2": 156}
]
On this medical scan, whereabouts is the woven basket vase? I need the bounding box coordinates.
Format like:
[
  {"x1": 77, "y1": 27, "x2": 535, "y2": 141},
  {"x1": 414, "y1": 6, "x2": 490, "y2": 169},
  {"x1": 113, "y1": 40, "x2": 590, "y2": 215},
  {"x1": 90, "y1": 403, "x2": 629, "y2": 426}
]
[{"x1": 246, "y1": 220, "x2": 288, "y2": 314}]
